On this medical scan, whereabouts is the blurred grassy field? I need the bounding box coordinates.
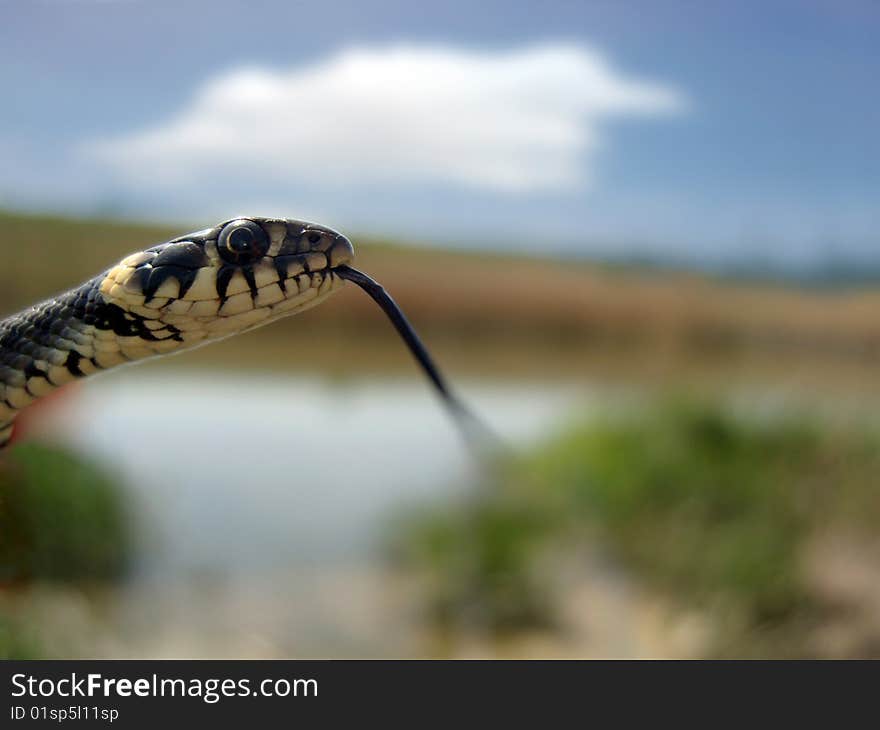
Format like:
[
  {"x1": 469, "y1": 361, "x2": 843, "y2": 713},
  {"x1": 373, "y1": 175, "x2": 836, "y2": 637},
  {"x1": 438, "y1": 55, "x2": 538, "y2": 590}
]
[
  {"x1": 4, "y1": 209, "x2": 880, "y2": 393},
  {"x1": 397, "y1": 398, "x2": 880, "y2": 657}
]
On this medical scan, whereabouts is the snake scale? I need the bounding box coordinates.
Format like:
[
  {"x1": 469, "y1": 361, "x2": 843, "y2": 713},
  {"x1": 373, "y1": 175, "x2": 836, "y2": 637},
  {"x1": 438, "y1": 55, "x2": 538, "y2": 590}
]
[{"x1": 0, "y1": 216, "x2": 472, "y2": 449}]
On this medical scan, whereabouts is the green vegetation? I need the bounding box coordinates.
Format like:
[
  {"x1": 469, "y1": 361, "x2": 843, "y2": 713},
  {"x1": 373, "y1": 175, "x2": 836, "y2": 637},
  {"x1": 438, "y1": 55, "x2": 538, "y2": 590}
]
[
  {"x1": 0, "y1": 443, "x2": 132, "y2": 658},
  {"x1": 397, "y1": 493, "x2": 556, "y2": 635},
  {"x1": 0, "y1": 616, "x2": 43, "y2": 659},
  {"x1": 0, "y1": 443, "x2": 132, "y2": 583},
  {"x1": 397, "y1": 399, "x2": 880, "y2": 656}
]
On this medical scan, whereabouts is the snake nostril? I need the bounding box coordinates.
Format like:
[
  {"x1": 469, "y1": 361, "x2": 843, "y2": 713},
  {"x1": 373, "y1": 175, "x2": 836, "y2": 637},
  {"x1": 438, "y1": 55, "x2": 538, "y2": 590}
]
[{"x1": 307, "y1": 232, "x2": 322, "y2": 245}]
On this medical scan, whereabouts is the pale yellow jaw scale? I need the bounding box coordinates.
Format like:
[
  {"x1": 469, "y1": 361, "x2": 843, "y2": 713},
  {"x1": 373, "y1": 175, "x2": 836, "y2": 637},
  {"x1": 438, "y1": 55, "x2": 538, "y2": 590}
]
[
  {"x1": 98, "y1": 254, "x2": 346, "y2": 361},
  {"x1": 0, "y1": 218, "x2": 355, "y2": 449}
]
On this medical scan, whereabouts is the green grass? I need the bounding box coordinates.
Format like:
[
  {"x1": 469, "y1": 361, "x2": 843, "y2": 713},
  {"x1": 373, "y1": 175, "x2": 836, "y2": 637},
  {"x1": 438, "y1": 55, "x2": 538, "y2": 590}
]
[
  {"x1": 396, "y1": 495, "x2": 555, "y2": 635},
  {"x1": 0, "y1": 442, "x2": 132, "y2": 658},
  {"x1": 395, "y1": 399, "x2": 880, "y2": 656},
  {"x1": 0, "y1": 442, "x2": 132, "y2": 584},
  {"x1": 0, "y1": 617, "x2": 42, "y2": 659},
  {"x1": 530, "y1": 403, "x2": 818, "y2": 618}
]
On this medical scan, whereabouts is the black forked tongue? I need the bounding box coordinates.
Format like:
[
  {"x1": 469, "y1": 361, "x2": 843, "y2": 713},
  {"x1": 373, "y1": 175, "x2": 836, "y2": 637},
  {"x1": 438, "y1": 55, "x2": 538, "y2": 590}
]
[{"x1": 335, "y1": 265, "x2": 497, "y2": 452}]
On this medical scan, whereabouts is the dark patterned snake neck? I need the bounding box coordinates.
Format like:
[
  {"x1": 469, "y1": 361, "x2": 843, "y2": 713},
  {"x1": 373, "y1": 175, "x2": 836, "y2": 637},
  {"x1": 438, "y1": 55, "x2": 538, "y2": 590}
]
[{"x1": 0, "y1": 217, "x2": 357, "y2": 448}]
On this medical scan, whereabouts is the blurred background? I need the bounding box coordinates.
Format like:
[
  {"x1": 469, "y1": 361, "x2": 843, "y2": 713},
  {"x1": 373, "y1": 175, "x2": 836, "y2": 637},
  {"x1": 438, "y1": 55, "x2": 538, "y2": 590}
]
[{"x1": 1, "y1": 0, "x2": 879, "y2": 658}]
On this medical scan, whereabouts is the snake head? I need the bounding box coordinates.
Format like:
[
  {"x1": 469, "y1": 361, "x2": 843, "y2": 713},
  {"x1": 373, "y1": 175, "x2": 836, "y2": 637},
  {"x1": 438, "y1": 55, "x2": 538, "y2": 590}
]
[{"x1": 98, "y1": 217, "x2": 355, "y2": 352}]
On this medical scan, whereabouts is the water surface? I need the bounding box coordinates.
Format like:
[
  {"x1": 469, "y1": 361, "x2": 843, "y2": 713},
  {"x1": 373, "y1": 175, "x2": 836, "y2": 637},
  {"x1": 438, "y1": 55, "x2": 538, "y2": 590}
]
[{"x1": 31, "y1": 371, "x2": 589, "y2": 657}]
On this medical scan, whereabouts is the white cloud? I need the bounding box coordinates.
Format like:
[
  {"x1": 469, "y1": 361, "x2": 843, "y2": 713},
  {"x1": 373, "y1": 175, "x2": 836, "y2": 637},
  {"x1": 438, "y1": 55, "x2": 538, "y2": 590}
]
[{"x1": 85, "y1": 43, "x2": 686, "y2": 194}]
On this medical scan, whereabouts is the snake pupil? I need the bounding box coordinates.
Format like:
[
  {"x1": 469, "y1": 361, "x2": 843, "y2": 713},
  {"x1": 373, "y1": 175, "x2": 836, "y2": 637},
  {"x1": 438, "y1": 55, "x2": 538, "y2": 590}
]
[{"x1": 228, "y1": 227, "x2": 253, "y2": 253}]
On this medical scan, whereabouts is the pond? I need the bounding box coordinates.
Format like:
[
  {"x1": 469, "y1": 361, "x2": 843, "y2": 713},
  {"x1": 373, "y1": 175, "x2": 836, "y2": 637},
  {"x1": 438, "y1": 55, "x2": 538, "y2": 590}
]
[{"x1": 30, "y1": 370, "x2": 591, "y2": 657}]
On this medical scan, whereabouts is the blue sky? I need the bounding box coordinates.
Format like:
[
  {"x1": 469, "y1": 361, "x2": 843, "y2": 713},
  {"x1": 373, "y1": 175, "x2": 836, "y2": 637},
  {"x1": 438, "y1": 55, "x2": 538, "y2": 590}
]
[{"x1": 1, "y1": 0, "x2": 877, "y2": 269}]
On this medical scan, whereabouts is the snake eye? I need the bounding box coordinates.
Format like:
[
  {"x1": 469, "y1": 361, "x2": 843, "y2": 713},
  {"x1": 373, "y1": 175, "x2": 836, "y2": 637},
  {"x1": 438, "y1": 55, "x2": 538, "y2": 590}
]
[{"x1": 218, "y1": 219, "x2": 269, "y2": 264}]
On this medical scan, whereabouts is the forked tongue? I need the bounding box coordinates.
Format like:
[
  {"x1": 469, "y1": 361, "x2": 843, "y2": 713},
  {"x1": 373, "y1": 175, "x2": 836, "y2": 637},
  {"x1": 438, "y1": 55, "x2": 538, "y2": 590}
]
[{"x1": 335, "y1": 265, "x2": 498, "y2": 453}]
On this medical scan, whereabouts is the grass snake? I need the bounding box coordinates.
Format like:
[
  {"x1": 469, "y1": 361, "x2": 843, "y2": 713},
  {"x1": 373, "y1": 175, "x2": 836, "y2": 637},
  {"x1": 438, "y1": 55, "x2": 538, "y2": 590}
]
[{"x1": 0, "y1": 217, "x2": 481, "y2": 449}]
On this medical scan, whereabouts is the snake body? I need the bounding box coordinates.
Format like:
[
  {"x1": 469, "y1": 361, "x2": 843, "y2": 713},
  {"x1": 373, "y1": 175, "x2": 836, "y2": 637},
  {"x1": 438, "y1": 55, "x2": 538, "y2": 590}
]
[{"x1": 0, "y1": 217, "x2": 354, "y2": 447}]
